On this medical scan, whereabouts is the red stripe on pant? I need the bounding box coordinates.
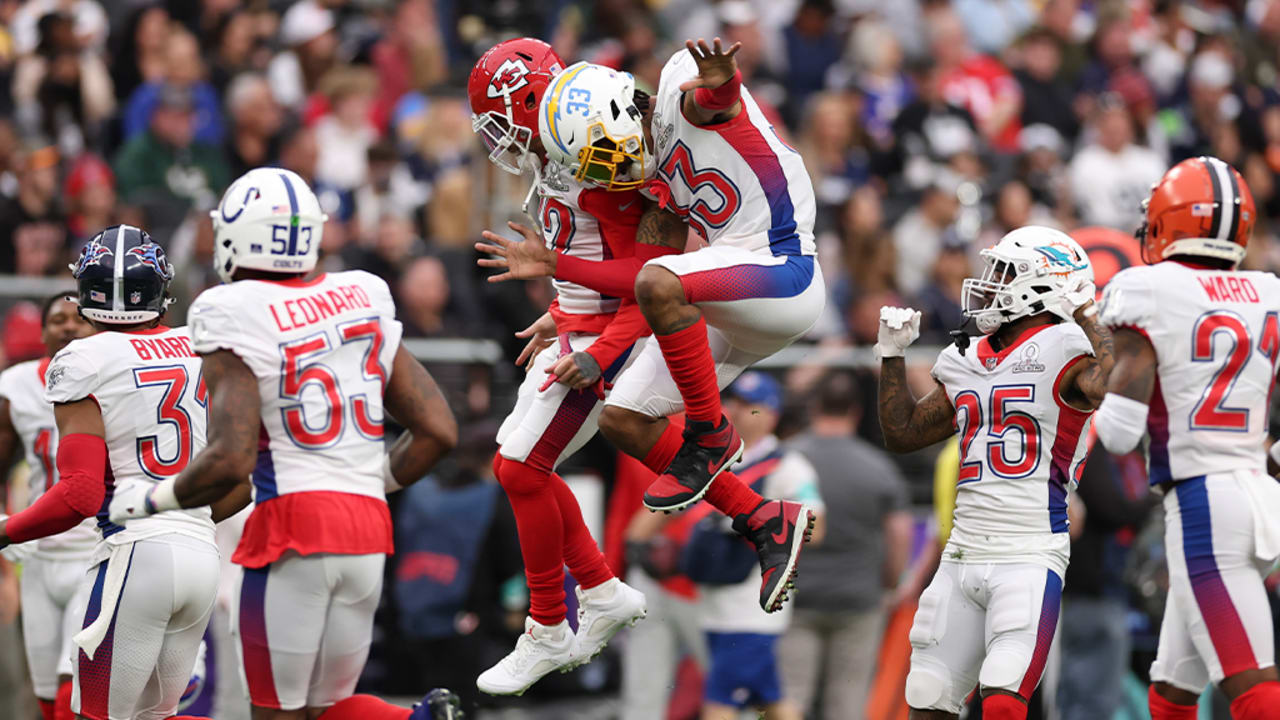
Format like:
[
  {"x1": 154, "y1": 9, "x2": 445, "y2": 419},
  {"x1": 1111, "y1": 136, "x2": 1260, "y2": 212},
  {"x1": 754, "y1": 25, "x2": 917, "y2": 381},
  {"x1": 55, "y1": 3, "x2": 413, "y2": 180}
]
[{"x1": 77, "y1": 547, "x2": 135, "y2": 720}]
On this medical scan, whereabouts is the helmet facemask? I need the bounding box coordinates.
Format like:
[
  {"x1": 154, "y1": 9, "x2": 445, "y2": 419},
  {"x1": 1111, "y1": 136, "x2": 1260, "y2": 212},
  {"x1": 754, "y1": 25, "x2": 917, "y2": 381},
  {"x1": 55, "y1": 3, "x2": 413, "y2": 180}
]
[
  {"x1": 962, "y1": 254, "x2": 1022, "y2": 334},
  {"x1": 574, "y1": 121, "x2": 649, "y2": 190}
]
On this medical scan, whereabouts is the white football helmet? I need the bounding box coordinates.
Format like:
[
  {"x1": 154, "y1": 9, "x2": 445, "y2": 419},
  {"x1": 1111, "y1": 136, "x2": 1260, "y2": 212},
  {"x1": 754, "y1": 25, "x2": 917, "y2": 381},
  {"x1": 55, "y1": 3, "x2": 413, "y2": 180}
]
[
  {"x1": 962, "y1": 225, "x2": 1094, "y2": 334},
  {"x1": 210, "y1": 167, "x2": 328, "y2": 283},
  {"x1": 538, "y1": 61, "x2": 653, "y2": 190}
]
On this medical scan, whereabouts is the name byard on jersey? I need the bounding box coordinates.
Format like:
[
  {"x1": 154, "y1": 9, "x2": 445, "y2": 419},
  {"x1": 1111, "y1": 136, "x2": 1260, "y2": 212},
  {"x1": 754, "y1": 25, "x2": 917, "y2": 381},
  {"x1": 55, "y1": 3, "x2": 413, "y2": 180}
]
[{"x1": 268, "y1": 281, "x2": 374, "y2": 332}]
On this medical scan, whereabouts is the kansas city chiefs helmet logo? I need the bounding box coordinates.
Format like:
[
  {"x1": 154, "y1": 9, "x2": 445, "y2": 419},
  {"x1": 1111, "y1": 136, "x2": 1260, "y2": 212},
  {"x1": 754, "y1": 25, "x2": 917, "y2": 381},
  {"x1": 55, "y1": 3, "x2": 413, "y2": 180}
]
[{"x1": 488, "y1": 58, "x2": 532, "y2": 98}]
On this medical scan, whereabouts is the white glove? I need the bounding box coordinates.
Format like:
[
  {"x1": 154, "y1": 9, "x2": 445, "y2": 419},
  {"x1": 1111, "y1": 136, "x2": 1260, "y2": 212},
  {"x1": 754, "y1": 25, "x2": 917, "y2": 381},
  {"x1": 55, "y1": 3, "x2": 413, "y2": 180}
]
[
  {"x1": 876, "y1": 306, "x2": 922, "y2": 359},
  {"x1": 107, "y1": 484, "x2": 159, "y2": 524},
  {"x1": 1060, "y1": 276, "x2": 1098, "y2": 321}
]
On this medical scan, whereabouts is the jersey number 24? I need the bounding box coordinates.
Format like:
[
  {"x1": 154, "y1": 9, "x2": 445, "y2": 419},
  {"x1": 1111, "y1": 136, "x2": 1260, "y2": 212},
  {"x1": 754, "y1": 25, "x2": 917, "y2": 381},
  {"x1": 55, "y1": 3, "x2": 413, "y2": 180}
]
[{"x1": 1189, "y1": 310, "x2": 1280, "y2": 431}]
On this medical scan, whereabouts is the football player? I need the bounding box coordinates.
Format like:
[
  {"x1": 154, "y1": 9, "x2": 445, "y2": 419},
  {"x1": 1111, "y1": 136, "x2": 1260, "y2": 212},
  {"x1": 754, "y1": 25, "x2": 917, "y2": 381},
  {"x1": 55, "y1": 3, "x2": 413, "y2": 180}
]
[
  {"x1": 0, "y1": 226, "x2": 233, "y2": 720},
  {"x1": 0, "y1": 292, "x2": 93, "y2": 720},
  {"x1": 532, "y1": 41, "x2": 821, "y2": 614},
  {"x1": 467, "y1": 38, "x2": 660, "y2": 694},
  {"x1": 1094, "y1": 157, "x2": 1280, "y2": 720},
  {"x1": 875, "y1": 227, "x2": 1115, "y2": 720},
  {"x1": 107, "y1": 168, "x2": 461, "y2": 720}
]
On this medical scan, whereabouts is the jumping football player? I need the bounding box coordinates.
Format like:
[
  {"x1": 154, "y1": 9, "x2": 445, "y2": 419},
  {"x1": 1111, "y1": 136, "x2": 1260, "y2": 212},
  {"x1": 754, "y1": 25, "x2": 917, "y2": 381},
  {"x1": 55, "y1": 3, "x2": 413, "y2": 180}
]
[
  {"x1": 0, "y1": 226, "x2": 233, "y2": 720},
  {"x1": 876, "y1": 227, "x2": 1115, "y2": 720},
  {"x1": 532, "y1": 41, "x2": 821, "y2": 613},
  {"x1": 0, "y1": 293, "x2": 93, "y2": 720},
  {"x1": 467, "y1": 38, "x2": 663, "y2": 694},
  {"x1": 1094, "y1": 157, "x2": 1280, "y2": 720},
  {"x1": 108, "y1": 168, "x2": 462, "y2": 720}
]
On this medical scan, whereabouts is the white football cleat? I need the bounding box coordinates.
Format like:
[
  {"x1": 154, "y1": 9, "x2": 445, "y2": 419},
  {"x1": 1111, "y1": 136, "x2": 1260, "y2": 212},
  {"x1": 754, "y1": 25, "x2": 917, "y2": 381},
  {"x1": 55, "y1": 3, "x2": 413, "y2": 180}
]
[
  {"x1": 567, "y1": 578, "x2": 647, "y2": 670},
  {"x1": 477, "y1": 617, "x2": 574, "y2": 696}
]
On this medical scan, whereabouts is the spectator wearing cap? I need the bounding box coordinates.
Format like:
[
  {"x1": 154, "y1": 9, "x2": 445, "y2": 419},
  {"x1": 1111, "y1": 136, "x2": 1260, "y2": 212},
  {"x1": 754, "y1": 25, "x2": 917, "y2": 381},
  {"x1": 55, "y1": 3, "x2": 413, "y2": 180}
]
[
  {"x1": 692, "y1": 371, "x2": 823, "y2": 720},
  {"x1": 0, "y1": 143, "x2": 67, "y2": 275},
  {"x1": 1069, "y1": 96, "x2": 1165, "y2": 231},
  {"x1": 780, "y1": 372, "x2": 911, "y2": 720},
  {"x1": 223, "y1": 72, "x2": 283, "y2": 179},
  {"x1": 112, "y1": 83, "x2": 230, "y2": 242},
  {"x1": 1013, "y1": 27, "x2": 1078, "y2": 143},
  {"x1": 268, "y1": 0, "x2": 339, "y2": 111},
  {"x1": 65, "y1": 153, "x2": 115, "y2": 244},
  {"x1": 122, "y1": 30, "x2": 226, "y2": 146}
]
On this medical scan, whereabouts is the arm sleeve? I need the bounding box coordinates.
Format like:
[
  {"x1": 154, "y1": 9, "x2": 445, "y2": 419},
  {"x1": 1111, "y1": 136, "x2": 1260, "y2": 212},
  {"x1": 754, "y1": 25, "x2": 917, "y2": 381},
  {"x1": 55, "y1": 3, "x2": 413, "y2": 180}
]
[
  {"x1": 43, "y1": 346, "x2": 98, "y2": 404},
  {"x1": 555, "y1": 244, "x2": 681, "y2": 300},
  {"x1": 5, "y1": 433, "x2": 106, "y2": 543},
  {"x1": 585, "y1": 299, "x2": 650, "y2": 372},
  {"x1": 1099, "y1": 268, "x2": 1156, "y2": 331}
]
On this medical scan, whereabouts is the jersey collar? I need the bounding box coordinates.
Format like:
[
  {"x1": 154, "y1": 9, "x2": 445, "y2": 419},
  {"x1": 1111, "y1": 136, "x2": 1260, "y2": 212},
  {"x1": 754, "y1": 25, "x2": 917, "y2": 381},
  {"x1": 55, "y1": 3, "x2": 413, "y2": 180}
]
[
  {"x1": 975, "y1": 323, "x2": 1053, "y2": 370},
  {"x1": 255, "y1": 273, "x2": 327, "y2": 288},
  {"x1": 119, "y1": 325, "x2": 170, "y2": 336}
]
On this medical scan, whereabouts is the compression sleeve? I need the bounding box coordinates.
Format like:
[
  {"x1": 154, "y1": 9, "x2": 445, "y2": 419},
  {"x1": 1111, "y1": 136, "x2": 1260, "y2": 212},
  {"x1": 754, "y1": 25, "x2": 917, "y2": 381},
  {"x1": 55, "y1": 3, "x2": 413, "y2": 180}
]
[
  {"x1": 585, "y1": 299, "x2": 650, "y2": 372},
  {"x1": 6, "y1": 434, "x2": 106, "y2": 543},
  {"x1": 555, "y1": 243, "x2": 682, "y2": 300},
  {"x1": 1094, "y1": 393, "x2": 1149, "y2": 455}
]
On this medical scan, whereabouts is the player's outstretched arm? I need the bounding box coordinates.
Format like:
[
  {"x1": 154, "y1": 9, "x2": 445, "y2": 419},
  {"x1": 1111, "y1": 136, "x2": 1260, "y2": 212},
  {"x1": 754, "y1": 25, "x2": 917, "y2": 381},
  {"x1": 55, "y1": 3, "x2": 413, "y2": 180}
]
[
  {"x1": 382, "y1": 344, "x2": 458, "y2": 491},
  {"x1": 679, "y1": 37, "x2": 744, "y2": 126},
  {"x1": 876, "y1": 307, "x2": 956, "y2": 453},
  {"x1": 1094, "y1": 328, "x2": 1157, "y2": 454},
  {"x1": 0, "y1": 399, "x2": 106, "y2": 547}
]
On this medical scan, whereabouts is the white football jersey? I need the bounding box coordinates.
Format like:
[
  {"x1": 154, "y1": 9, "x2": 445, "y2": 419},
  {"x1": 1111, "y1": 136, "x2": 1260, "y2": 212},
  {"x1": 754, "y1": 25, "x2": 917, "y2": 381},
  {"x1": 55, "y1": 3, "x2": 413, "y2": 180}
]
[
  {"x1": 0, "y1": 358, "x2": 97, "y2": 558},
  {"x1": 932, "y1": 323, "x2": 1095, "y2": 575},
  {"x1": 188, "y1": 271, "x2": 403, "y2": 503},
  {"x1": 651, "y1": 49, "x2": 816, "y2": 257},
  {"x1": 1100, "y1": 262, "x2": 1280, "y2": 484},
  {"x1": 44, "y1": 327, "x2": 213, "y2": 560},
  {"x1": 538, "y1": 163, "x2": 644, "y2": 315}
]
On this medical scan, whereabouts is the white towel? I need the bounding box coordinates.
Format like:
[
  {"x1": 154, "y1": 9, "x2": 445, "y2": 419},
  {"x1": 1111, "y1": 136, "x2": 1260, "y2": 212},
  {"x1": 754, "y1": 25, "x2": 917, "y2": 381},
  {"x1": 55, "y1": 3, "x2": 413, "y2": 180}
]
[
  {"x1": 73, "y1": 543, "x2": 133, "y2": 660},
  {"x1": 1236, "y1": 469, "x2": 1280, "y2": 563}
]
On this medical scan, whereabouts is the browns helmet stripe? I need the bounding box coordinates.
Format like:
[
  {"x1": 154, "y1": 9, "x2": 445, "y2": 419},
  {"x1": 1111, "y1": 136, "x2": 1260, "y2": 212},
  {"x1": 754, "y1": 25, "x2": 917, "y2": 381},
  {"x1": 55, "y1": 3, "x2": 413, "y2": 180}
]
[
  {"x1": 1203, "y1": 156, "x2": 1224, "y2": 240},
  {"x1": 1223, "y1": 159, "x2": 1242, "y2": 242}
]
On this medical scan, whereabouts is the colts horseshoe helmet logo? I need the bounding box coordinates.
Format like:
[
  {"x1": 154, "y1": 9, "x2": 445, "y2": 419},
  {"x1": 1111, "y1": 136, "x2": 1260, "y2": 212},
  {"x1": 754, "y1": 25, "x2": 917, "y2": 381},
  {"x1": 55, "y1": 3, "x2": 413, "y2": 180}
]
[{"x1": 487, "y1": 58, "x2": 532, "y2": 98}]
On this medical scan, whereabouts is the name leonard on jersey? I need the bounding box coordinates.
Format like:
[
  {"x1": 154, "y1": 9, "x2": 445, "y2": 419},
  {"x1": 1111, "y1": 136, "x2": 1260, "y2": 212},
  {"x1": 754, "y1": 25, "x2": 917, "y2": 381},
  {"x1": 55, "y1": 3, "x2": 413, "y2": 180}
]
[{"x1": 267, "y1": 281, "x2": 375, "y2": 333}]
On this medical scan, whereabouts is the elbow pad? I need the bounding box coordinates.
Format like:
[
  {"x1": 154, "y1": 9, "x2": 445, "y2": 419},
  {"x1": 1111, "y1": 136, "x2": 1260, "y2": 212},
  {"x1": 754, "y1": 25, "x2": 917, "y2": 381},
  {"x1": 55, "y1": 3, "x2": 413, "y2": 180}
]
[
  {"x1": 55, "y1": 434, "x2": 109, "y2": 516},
  {"x1": 1094, "y1": 393, "x2": 1149, "y2": 455}
]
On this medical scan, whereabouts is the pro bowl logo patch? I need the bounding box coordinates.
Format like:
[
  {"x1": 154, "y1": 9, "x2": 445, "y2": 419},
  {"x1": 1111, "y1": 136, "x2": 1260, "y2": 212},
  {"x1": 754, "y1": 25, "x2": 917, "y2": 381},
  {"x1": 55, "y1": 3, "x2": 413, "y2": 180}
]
[
  {"x1": 1011, "y1": 343, "x2": 1046, "y2": 374},
  {"x1": 487, "y1": 58, "x2": 531, "y2": 98}
]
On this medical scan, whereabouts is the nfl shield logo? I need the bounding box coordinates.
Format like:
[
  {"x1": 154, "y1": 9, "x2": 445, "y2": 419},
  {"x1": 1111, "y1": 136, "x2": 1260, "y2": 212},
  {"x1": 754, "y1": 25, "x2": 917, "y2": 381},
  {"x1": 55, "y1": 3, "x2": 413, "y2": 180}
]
[
  {"x1": 130, "y1": 290, "x2": 142, "y2": 304},
  {"x1": 89, "y1": 289, "x2": 106, "y2": 302},
  {"x1": 985, "y1": 357, "x2": 998, "y2": 370}
]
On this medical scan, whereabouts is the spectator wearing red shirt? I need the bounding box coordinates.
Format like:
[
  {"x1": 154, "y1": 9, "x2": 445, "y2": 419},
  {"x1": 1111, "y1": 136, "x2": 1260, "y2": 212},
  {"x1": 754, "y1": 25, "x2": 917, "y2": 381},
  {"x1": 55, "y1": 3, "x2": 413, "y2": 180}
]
[{"x1": 930, "y1": 9, "x2": 1023, "y2": 153}]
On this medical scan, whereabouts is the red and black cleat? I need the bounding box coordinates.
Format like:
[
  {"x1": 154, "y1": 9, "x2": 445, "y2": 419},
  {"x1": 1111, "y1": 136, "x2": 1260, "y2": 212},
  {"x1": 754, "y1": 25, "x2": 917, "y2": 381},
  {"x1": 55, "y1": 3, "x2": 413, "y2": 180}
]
[
  {"x1": 732, "y1": 499, "x2": 816, "y2": 612},
  {"x1": 643, "y1": 415, "x2": 744, "y2": 513}
]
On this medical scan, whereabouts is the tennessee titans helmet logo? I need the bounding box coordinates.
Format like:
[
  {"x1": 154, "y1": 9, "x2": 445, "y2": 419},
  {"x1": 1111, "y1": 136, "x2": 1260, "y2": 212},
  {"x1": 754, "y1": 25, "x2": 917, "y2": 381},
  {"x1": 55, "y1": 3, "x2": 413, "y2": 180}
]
[
  {"x1": 72, "y1": 242, "x2": 113, "y2": 277},
  {"x1": 126, "y1": 244, "x2": 174, "y2": 281}
]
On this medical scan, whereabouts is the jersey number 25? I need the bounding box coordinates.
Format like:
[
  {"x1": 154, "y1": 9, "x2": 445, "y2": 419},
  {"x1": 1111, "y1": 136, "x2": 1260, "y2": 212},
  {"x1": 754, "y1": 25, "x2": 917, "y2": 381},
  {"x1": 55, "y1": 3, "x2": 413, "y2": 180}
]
[{"x1": 954, "y1": 385, "x2": 1041, "y2": 483}]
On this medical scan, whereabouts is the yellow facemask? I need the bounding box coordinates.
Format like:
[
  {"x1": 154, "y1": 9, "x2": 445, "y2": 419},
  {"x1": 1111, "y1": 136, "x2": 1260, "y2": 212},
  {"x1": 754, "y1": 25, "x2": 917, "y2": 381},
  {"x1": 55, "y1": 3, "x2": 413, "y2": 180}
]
[{"x1": 573, "y1": 122, "x2": 647, "y2": 191}]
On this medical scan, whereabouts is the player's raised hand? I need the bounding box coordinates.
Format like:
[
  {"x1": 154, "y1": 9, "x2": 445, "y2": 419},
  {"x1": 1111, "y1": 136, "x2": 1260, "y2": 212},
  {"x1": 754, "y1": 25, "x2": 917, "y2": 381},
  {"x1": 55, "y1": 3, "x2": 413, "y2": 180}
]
[
  {"x1": 475, "y1": 221, "x2": 556, "y2": 282},
  {"x1": 678, "y1": 37, "x2": 742, "y2": 92},
  {"x1": 514, "y1": 312, "x2": 557, "y2": 371},
  {"x1": 875, "y1": 306, "x2": 922, "y2": 360},
  {"x1": 1060, "y1": 275, "x2": 1099, "y2": 322}
]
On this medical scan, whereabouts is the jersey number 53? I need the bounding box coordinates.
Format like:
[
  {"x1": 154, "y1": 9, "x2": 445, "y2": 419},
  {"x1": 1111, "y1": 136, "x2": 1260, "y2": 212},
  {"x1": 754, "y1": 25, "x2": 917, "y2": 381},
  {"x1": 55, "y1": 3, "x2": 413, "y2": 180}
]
[{"x1": 278, "y1": 318, "x2": 387, "y2": 448}]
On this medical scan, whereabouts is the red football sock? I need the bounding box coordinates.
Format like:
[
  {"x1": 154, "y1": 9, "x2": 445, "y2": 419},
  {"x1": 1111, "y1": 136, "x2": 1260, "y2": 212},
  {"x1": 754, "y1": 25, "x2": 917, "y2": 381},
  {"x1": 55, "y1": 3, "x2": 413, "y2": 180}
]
[
  {"x1": 704, "y1": 471, "x2": 764, "y2": 518},
  {"x1": 54, "y1": 680, "x2": 73, "y2": 720},
  {"x1": 318, "y1": 694, "x2": 411, "y2": 720},
  {"x1": 498, "y1": 458, "x2": 566, "y2": 625},
  {"x1": 551, "y1": 473, "x2": 614, "y2": 590},
  {"x1": 642, "y1": 420, "x2": 683, "y2": 474},
  {"x1": 1230, "y1": 680, "x2": 1280, "y2": 719},
  {"x1": 981, "y1": 692, "x2": 1028, "y2": 720},
  {"x1": 38, "y1": 699, "x2": 54, "y2": 720},
  {"x1": 654, "y1": 317, "x2": 721, "y2": 423},
  {"x1": 1149, "y1": 685, "x2": 1199, "y2": 720}
]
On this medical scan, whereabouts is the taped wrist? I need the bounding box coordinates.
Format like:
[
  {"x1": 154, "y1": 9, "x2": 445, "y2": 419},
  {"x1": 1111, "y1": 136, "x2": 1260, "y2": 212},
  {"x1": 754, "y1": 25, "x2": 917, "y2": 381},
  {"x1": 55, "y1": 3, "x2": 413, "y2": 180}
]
[{"x1": 1095, "y1": 393, "x2": 1149, "y2": 454}]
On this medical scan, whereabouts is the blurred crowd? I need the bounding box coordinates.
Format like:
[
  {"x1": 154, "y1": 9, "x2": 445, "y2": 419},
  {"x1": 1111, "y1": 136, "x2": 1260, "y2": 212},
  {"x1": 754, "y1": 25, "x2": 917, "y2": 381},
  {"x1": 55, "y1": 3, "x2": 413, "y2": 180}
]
[{"x1": 0, "y1": 0, "x2": 1279, "y2": 718}]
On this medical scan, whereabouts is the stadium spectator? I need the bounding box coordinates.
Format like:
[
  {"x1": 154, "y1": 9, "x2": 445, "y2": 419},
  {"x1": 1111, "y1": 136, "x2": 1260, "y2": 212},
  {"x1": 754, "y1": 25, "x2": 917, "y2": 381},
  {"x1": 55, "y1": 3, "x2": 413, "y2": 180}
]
[
  {"x1": 223, "y1": 72, "x2": 283, "y2": 179},
  {"x1": 954, "y1": 0, "x2": 1036, "y2": 56},
  {"x1": 112, "y1": 83, "x2": 229, "y2": 241},
  {"x1": 121, "y1": 29, "x2": 225, "y2": 146},
  {"x1": 208, "y1": 8, "x2": 259, "y2": 95},
  {"x1": 107, "y1": 3, "x2": 170, "y2": 101},
  {"x1": 1013, "y1": 26, "x2": 1078, "y2": 143},
  {"x1": 0, "y1": 142, "x2": 66, "y2": 275},
  {"x1": 780, "y1": 0, "x2": 842, "y2": 126},
  {"x1": 845, "y1": 19, "x2": 912, "y2": 150},
  {"x1": 268, "y1": 0, "x2": 339, "y2": 110},
  {"x1": 781, "y1": 372, "x2": 911, "y2": 720},
  {"x1": 11, "y1": 11, "x2": 114, "y2": 156},
  {"x1": 314, "y1": 66, "x2": 378, "y2": 191},
  {"x1": 892, "y1": 172, "x2": 960, "y2": 295},
  {"x1": 914, "y1": 228, "x2": 969, "y2": 343},
  {"x1": 1068, "y1": 96, "x2": 1164, "y2": 230},
  {"x1": 930, "y1": 9, "x2": 1023, "y2": 153},
  {"x1": 63, "y1": 152, "x2": 114, "y2": 245},
  {"x1": 799, "y1": 92, "x2": 869, "y2": 231}
]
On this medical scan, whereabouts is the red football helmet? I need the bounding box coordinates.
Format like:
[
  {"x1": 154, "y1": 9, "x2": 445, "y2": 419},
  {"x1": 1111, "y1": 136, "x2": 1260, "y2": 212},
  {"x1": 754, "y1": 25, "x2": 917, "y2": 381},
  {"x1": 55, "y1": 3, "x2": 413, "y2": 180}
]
[
  {"x1": 1138, "y1": 156, "x2": 1255, "y2": 266},
  {"x1": 468, "y1": 38, "x2": 564, "y2": 175}
]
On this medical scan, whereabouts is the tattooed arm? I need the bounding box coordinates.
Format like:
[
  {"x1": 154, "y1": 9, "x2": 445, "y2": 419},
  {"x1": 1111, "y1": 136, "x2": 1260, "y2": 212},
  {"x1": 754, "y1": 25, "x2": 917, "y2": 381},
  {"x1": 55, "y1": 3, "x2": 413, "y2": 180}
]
[
  {"x1": 172, "y1": 350, "x2": 259, "y2": 509},
  {"x1": 1106, "y1": 328, "x2": 1157, "y2": 403},
  {"x1": 383, "y1": 343, "x2": 458, "y2": 488},
  {"x1": 878, "y1": 358, "x2": 957, "y2": 453},
  {"x1": 1061, "y1": 306, "x2": 1117, "y2": 411},
  {"x1": 636, "y1": 203, "x2": 688, "y2": 250}
]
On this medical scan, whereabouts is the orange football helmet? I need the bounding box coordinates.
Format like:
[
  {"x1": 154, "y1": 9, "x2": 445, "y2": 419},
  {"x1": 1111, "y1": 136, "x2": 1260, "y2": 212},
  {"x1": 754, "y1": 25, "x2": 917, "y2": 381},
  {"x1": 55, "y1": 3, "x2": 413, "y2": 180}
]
[{"x1": 1138, "y1": 156, "x2": 1255, "y2": 266}]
